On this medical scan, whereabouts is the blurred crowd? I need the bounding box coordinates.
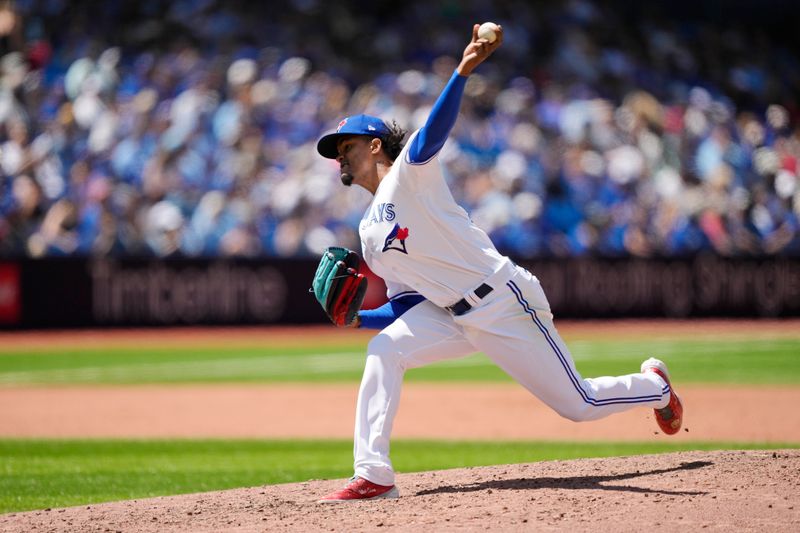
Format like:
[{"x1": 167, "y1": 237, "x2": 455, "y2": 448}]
[{"x1": 1, "y1": 0, "x2": 799, "y2": 259}]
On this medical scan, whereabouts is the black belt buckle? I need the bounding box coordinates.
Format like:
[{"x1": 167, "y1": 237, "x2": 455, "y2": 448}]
[{"x1": 446, "y1": 283, "x2": 493, "y2": 316}]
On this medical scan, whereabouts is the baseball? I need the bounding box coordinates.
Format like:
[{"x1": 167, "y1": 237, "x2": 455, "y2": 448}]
[{"x1": 478, "y1": 22, "x2": 499, "y2": 43}]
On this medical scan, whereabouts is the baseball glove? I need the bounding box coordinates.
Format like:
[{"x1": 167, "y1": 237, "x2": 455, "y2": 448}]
[{"x1": 311, "y1": 246, "x2": 368, "y2": 327}]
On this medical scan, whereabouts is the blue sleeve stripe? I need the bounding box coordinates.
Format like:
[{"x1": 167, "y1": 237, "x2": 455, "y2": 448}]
[
  {"x1": 407, "y1": 70, "x2": 467, "y2": 164},
  {"x1": 358, "y1": 294, "x2": 426, "y2": 330}
]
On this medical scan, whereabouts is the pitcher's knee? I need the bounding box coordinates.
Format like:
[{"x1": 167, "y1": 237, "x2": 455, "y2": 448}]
[{"x1": 553, "y1": 402, "x2": 594, "y2": 422}]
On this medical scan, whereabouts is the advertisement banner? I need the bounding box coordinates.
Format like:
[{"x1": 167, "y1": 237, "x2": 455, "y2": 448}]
[{"x1": 3, "y1": 256, "x2": 799, "y2": 329}]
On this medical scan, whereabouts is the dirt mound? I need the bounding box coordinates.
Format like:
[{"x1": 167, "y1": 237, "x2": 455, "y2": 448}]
[{"x1": 3, "y1": 450, "x2": 798, "y2": 532}]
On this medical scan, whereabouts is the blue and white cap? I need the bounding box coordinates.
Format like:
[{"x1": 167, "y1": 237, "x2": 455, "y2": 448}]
[{"x1": 316, "y1": 114, "x2": 391, "y2": 159}]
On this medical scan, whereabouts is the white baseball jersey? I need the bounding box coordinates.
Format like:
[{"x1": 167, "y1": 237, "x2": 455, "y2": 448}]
[
  {"x1": 350, "y1": 131, "x2": 673, "y2": 489},
  {"x1": 359, "y1": 131, "x2": 506, "y2": 307}
]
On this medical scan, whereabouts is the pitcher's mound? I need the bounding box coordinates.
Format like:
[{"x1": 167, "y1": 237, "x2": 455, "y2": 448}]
[{"x1": 2, "y1": 450, "x2": 798, "y2": 532}]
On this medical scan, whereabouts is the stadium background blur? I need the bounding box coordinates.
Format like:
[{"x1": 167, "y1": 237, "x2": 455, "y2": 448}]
[{"x1": 1, "y1": 0, "x2": 799, "y2": 262}]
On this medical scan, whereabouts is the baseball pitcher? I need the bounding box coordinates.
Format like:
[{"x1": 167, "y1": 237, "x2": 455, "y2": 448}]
[{"x1": 311, "y1": 23, "x2": 683, "y2": 502}]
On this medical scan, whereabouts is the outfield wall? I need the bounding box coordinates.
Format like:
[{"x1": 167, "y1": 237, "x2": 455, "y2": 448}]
[{"x1": 0, "y1": 256, "x2": 798, "y2": 328}]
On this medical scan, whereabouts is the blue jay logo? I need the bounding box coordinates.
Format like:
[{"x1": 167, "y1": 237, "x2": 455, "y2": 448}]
[{"x1": 382, "y1": 223, "x2": 409, "y2": 254}]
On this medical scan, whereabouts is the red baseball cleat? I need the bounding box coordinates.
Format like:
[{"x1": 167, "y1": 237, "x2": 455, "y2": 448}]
[
  {"x1": 641, "y1": 358, "x2": 683, "y2": 435},
  {"x1": 318, "y1": 476, "x2": 399, "y2": 503}
]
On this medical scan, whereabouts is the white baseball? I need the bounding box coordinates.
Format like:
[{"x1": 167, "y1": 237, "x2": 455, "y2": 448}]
[{"x1": 478, "y1": 22, "x2": 499, "y2": 44}]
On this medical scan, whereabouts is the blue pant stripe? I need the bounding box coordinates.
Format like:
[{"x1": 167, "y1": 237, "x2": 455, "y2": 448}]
[
  {"x1": 504, "y1": 281, "x2": 590, "y2": 402},
  {"x1": 506, "y1": 281, "x2": 663, "y2": 406}
]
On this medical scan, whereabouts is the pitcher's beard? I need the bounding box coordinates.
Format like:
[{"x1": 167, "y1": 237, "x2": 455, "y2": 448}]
[{"x1": 340, "y1": 172, "x2": 354, "y2": 186}]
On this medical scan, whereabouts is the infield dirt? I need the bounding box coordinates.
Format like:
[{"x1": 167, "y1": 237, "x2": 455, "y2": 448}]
[
  {"x1": 1, "y1": 450, "x2": 798, "y2": 532},
  {"x1": 2, "y1": 383, "x2": 800, "y2": 442}
]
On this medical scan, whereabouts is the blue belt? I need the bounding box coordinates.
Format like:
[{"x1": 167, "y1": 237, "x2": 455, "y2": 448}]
[{"x1": 445, "y1": 283, "x2": 493, "y2": 316}]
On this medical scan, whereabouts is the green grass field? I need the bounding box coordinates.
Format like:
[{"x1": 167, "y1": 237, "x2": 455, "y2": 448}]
[
  {"x1": 1, "y1": 328, "x2": 799, "y2": 513},
  {"x1": 0, "y1": 337, "x2": 798, "y2": 385}
]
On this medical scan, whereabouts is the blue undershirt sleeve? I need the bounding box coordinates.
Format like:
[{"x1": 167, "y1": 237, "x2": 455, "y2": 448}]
[
  {"x1": 407, "y1": 70, "x2": 467, "y2": 163},
  {"x1": 358, "y1": 294, "x2": 426, "y2": 330}
]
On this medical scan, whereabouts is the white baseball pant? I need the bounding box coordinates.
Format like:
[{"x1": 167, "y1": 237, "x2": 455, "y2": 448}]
[{"x1": 353, "y1": 262, "x2": 671, "y2": 486}]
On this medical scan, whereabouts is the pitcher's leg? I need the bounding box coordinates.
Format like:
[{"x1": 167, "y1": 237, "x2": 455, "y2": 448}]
[
  {"x1": 354, "y1": 301, "x2": 475, "y2": 486},
  {"x1": 459, "y1": 271, "x2": 670, "y2": 422}
]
